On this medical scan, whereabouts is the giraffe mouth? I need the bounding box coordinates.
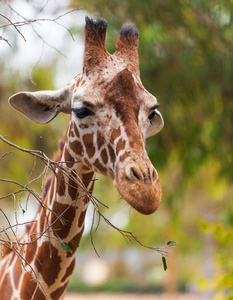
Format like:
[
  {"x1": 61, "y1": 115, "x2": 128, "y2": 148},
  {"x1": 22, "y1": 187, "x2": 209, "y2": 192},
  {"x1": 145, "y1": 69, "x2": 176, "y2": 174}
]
[{"x1": 114, "y1": 164, "x2": 162, "y2": 215}]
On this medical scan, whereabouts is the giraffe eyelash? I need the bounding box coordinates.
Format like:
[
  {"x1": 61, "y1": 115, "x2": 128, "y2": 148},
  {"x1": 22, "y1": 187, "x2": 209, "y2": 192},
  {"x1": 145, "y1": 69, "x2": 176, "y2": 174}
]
[
  {"x1": 151, "y1": 104, "x2": 161, "y2": 110},
  {"x1": 71, "y1": 107, "x2": 95, "y2": 119},
  {"x1": 148, "y1": 104, "x2": 161, "y2": 124},
  {"x1": 148, "y1": 111, "x2": 156, "y2": 122}
]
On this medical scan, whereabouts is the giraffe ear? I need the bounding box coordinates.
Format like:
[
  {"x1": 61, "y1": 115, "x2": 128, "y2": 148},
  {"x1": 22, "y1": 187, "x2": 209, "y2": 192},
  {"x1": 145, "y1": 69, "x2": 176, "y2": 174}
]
[
  {"x1": 114, "y1": 26, "x2": 139, "y2": 75},
  {"x1": 8, "y1": 87, "x2": 72, "y2": 124},
  {"x1": 83, "y1": 16, "x2": 110, "y2": 76}
]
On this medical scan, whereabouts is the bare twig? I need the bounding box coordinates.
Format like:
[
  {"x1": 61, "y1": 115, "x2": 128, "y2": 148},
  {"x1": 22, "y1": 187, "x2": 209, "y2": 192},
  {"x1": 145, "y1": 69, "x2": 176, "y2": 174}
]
[
  {"x1": 0, "y1": 150, "x2": 13, "y2": 161},
  {"x1": 0, "y1": 135, "x2": 174, "y2": 256},
  {"x1": 0, "y1": 135, "x2": 175, "y2": 299},
  {"x1": 0, "y1": 35, "x2": 11, "y2": 47},
  {"x1": 0, "y1": 13, "x2": 26, "y2": 42},
  {"x1": 0, "y1": 5, "x2": 80, "y2": 47}
]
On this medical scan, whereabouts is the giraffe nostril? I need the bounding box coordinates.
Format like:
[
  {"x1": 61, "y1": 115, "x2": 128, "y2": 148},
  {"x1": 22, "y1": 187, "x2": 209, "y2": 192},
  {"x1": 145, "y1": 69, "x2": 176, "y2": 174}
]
[
  {"x1": 130, "y1": 167, "x2": 143, "y2": 182},
  {"x1": 126, "y1": 165, "x2": 158, "y2": 184},
  {"x1": 151, "y1": 168, "x2": 158, "y2": 183},
  {"x1": 152, "y1": 169, "x2": 155, "y2": 179}
]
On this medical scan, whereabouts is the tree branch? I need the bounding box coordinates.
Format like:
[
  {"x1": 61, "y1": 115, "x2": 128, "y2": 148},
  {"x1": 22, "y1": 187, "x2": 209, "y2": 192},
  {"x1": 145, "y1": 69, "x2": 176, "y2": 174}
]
[
  {"x1": 0, "y1": 135, "x2": 176, "y2": 299},
  {"x1": 0, "y1": 2, "x2": 81, "y2": 50}
]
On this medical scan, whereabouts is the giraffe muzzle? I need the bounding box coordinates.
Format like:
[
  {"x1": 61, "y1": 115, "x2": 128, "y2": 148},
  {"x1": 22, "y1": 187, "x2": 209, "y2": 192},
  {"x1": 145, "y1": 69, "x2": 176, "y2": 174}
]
[
  {"x1": 114, "y1": 162, "x2": 162, "y2": 215},
  {"x1": 126, "y1": 164, "x2": 158, "y2": 185}
]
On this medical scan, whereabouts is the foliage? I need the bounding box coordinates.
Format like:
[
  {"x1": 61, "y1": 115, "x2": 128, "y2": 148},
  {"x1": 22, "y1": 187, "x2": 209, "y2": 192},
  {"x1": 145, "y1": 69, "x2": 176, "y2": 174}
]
[
  {"x1": 0, "y1": 0, "x2": 233, "y2": 296},
  {"x1": 70, "y1": 0, "x2": 233, "y2": 296}
]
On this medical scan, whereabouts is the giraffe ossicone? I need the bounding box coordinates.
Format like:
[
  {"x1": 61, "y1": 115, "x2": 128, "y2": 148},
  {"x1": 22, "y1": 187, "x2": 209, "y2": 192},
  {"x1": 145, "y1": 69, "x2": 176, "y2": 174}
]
[{"x1": 1, "y1": 16, "x2": 164, "y2": 299}]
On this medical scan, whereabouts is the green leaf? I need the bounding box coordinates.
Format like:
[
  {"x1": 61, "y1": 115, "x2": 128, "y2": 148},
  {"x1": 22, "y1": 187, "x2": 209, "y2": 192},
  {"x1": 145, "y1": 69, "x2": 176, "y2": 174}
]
[
  {"x1": 61, "y1": 242, "x2": 73, "y2": 253},
  {"x1": 162, "y1": 256, "x2": 167, "y2": 271},
  {"x1": 22, "y1": 209, "x2": 26, "y2": 215},
  {"x1": 70, "y1": 241, "x2": 79, "y2": 248},
  {"x1": 167, "y1": 241, "x2": 177, "y2": 246}
]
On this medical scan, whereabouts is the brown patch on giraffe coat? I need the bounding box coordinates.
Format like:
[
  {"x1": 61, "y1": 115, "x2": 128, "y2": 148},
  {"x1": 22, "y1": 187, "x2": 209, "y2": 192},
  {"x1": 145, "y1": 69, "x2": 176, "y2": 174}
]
[
  {"x1": 57, "y1": 169, "x2": 66, "y2": 197},
  {"x1": 53, "y1": 139, "x2": 65, "y2": 162},
  {"x1": 80, "y1": 79, "x2": 86, "y2": 86},
  {"x1": 40, "y1": 210, "x2": 46, "y2": 233},
  {"x1": 75, "y1": 77, "x2": 81, "y2": 87},
  {"x1": 116, "y1": 138, "x2": 126, "y2": 154},
  {"x1": 97, "y1": 131, "x2": 105, "y2": 150},
  {"x1": 93, "y1": 158, "x2": 107, "y2": 175},
  {"x1": 70, "y1": 140, "x2": 84, "y2": 156},
  {"x1": 20, "y1": 272, "x2": 46, "y2": 300},
  {"x1": 25, "y1": 222, "x2": 38, "y2": 265},
  {"x1": 83, "y1": 133, "x2": 95, "y2": 158},
  {"x1": 68, "y1": 170, "x2": 79, "y2": 200},
  {"x1": 65, "y1": 226, "x2": 84, "y2": 258},
  {"x1": 51, "y1": 282, "x2": 68, "y2": 299},
  {"x1": 35, "y1": 242, "x2": 62, "y2": 287},
  {"x1": 119, "y1": 151, "x2": 129, "y2": 162},
  {"x1": 40, "y1": 137, "x2": 66, "y2": 204},
  {"x1": 82, "y1": 171, "x2": 94, "y2": 185},
  {"x1": 78, "y1": 210, "x2": 87, "y2": 228},
  {"x1": 64, "y1": 148, "x2": 75, "y2": 168},
  {"x1": 1, "y1": 240, "x2": 13, "y2": 257},
  {"x1": 70, "y1": 130, "x2": 75, "y2": 138},
  {"x1": 51, "y1": 202, "x2": 76, "y2": 239},
  {"x1": 108, "y1": 144, "x2": 116, "y2": 166},
  {"x1": 42, "y1": 175, "x2": 52, "y2": 200},
  {"x1": 110, "y1": 127, "x2": 121, "y2": 143},
  {"x1": 70, "y1": 227, "x2": 84, "y2": 251},
  {"x1": 0, "y1": 273, "x2": 13, "y2": 299},
  {"x1": 62, "y1": 259, "x2": 75, "y2": 282},
  {"x1": 73, "y1": 123, "x2": 80, "y2": 138},
  {"x1": 13, "y1": 257, "x2": 23, "y2": 289},
  {"x1": 101, "y1": 148, "x2": 108, "y2": 164}
]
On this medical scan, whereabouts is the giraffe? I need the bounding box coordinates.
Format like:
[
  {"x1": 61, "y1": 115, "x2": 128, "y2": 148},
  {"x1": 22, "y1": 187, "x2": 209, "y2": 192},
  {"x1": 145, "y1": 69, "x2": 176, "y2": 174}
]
[{"x1": 0, "y1": 17, "x2": 164, "y2": 299}]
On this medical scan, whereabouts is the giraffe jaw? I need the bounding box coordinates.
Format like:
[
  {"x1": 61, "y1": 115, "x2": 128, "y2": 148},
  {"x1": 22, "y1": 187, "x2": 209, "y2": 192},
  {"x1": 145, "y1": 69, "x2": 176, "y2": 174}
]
[{"x1": 114, "y1": 172, "x2": 162, "y2": 215}]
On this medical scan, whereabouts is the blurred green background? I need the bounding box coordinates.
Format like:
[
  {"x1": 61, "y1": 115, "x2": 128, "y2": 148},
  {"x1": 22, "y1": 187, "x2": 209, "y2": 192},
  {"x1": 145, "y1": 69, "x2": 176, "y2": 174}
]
[{"x1": 0, "y1": 0, "x2": 233, "y2": 299}]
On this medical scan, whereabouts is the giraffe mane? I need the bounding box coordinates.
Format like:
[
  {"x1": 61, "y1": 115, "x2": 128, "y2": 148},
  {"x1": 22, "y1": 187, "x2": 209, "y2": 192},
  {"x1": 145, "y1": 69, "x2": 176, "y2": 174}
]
[{"x1": 42, "y1": 137, "x2": 65, "y2": 201}]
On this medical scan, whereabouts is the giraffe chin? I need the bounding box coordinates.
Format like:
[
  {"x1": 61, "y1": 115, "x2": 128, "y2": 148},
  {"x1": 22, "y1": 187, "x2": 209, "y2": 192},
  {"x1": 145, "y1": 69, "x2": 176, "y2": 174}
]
[{"x1": 114, "y1": 178, "x2": 162, "y2": 215}]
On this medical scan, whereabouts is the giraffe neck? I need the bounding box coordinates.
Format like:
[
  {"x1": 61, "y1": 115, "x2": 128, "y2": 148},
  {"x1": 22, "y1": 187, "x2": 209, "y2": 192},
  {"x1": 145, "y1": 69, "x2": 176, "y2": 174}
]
[
  {"x1": 33, "y1": 140, "x2": 95, "y2": 299},
  {"x1": 0, "y1": 140, "x2": 96, "y2": 300}
]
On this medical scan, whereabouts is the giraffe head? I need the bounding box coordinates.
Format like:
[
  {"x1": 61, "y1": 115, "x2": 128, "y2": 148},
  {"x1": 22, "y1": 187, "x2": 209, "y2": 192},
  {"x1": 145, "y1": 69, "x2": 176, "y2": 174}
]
[{"x1": 9, "y1": 17, "x2": 164, "y2": 215}]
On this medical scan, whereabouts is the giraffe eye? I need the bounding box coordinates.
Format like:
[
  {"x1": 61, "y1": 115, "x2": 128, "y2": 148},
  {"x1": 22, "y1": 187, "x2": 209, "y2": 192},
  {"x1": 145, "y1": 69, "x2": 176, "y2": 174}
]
[
  {"x1": 148, "y1": 111, "x2": 156, "y2": 122},
  {"x1": 148, "y1": 104, "x2": 161, "y2": 124},
  {"x1": 71, "y1": 107, "x2": 95, "y2": 119}
]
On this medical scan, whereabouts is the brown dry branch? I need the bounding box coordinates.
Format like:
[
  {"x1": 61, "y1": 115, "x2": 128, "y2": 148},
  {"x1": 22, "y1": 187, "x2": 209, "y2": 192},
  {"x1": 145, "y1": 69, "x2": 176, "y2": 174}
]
[
  {"x1": 0, "y1": 135, "x2": 175, "y2": 298},
  {"x1": 0, "y1": 2, "x2": 81, "y2": 47},
  {"x1": 0, "y1": 135, "x2": 175, "y2": 299},
  {"x1": 1, "y1": 1, "x2": 82, "y2": 86},
  {"x1": 0, "y1": 12, "x2": 26, "y2": 42},
  {"x1": 0, "y1": 135, "x2": 175, "y2": 258}
]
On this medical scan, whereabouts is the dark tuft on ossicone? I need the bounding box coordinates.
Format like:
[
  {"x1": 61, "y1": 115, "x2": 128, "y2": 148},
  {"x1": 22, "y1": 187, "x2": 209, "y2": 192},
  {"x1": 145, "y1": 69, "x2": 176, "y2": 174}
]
[
  {"x1": 85, "y1": 16, "x2": 108, "y2": 32},
  {"x1": 120, "y1": 26, "x2": 139, "y2": 39}
]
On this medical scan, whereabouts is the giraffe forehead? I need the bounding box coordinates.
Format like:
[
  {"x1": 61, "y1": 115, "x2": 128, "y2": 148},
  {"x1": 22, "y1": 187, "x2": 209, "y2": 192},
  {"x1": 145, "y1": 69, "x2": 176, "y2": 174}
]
[
  {"x1": 103, "y1": 72, "x2": 152, "y2": 117},
  {"x1": 72, "y1": 68, "x2": 158, "y2": 116}
]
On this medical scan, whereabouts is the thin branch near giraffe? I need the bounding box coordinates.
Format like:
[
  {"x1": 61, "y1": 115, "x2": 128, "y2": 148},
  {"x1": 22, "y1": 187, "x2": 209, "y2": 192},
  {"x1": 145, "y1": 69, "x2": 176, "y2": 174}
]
[{"x1": 0, "y1": 16, "x2": 164, "y2": 300}]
